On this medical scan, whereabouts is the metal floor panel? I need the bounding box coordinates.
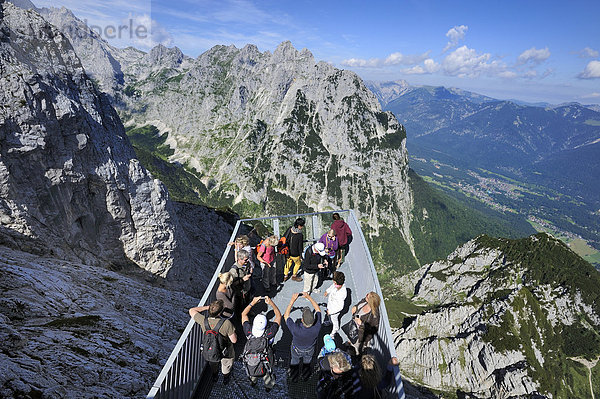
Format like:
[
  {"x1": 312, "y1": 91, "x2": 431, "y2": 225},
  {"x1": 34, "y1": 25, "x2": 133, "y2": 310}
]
[{"x1": 197, "y1": 255, "x2": 359, "y2": 399}]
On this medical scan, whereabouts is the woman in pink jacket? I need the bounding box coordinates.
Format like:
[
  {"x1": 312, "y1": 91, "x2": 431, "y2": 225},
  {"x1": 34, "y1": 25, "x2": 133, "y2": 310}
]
[{"x1": 330, "y1": 213, "x2": 352, "y2": 267}]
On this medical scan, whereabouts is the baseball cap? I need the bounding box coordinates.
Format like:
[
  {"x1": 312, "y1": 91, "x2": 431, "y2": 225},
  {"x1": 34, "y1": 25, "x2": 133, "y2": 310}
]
[
  {"x1": 314, "y1": 242, "x2": 327, "y2": 256},
  {"x1": 252, "y1": 314, "x2": 267, "y2": 337}
]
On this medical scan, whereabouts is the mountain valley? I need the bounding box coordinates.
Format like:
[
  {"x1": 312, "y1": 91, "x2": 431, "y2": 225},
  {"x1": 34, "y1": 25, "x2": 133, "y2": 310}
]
[{"x1": 368, "y1": 81, "x2": 600, "y2": 268}]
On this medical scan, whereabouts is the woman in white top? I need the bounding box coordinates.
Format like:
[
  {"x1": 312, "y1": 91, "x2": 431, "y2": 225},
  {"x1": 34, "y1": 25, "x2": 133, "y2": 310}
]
[{"x1": 324, "y1": 271, "x2": 347, "y2": 337}]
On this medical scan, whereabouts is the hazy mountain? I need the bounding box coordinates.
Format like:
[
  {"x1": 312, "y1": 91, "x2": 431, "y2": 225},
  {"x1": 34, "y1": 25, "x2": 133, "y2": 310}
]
[
  {"x1": 587, "y1": 104, "x2": 600, "y2": 113},
  {"x1": 371, "y1": 82, "x2": 600, "y2": 199},
  {"x1": 364, "y1": 79, "x2": 412, "y2": 106},
  {"x1": 393, "y1": 233, "x2": 600, "y2": 398},
  {"x1": 369, "y1": 81, "x2": 600, "y2": 253}
]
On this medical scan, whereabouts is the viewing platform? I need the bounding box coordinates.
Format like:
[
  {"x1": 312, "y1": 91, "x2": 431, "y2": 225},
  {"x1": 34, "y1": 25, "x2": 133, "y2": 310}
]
[{"x1": 147, "y1": 210, "x2": 405, "y2": 399}]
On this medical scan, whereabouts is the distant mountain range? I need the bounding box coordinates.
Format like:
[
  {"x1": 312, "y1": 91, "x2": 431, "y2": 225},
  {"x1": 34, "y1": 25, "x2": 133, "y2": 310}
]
[{"x1": 368, "y1": 80, "x2": 600, "y2": 252}]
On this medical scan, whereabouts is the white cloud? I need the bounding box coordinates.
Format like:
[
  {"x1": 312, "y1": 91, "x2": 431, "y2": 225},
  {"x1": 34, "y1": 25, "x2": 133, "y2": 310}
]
[
  {"x1": 127, "y1": 14, "x2": 173, "y2": 49},
  {"x1": 578, "y1": 47, "x2": 599, "y2": 58},
  {"x1": 384, "y1": 51, "x2": 430, "y2": 66},
  {"x1": 340, "y1": 57, "x2": 380, "y2": 68},
  {"x1": 442, "y1": 45, "x2": 506, "y2": 77},
  {"x1": 341, "y1": 51, "x2": 430, "y2": 68},
  {"x1": 581, "y1": 92, "x2": 600, "y2": 99},
  {"x1": 517, "y1": 47, "x2": 550, "y2": 65},
  {"x1": 443, "y1": 25, "x2": 468, "y2": 52},
  {"x1": 578, "y1": 60, "x2": 600, "y2": 79},
  {"x1": 401, "y1": 58, "x2": 440, "y2": 75}
]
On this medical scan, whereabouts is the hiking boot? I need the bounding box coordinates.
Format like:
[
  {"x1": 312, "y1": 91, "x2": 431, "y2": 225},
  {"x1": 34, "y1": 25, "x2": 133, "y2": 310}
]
[
  {"x1": 212, "y1": 372, "x2": 219, "y2": 383},
  {"x1": 265, "y1": 387, "x2": 272, "y2": 392},
  {"x1": 223, "y1": 373, "x2": 231, "y2": 385},
  {"x1": 291, "y1": 275, "x2": 302, "y2": 282},
  {"x1": 283, "y1": 275, "x2": 290, "y2": 282},
  {"x1": 249, "y1": 377, "x2": 257, "y2": 387}
]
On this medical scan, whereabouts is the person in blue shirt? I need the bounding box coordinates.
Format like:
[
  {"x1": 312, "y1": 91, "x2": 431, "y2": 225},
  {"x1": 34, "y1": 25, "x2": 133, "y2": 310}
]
[{"x1": 284, "y1": 292, "x2": 322, "y2": 382}]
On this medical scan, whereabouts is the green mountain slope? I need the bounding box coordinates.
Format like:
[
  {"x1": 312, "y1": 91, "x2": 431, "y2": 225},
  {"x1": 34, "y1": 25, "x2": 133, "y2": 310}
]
[
  {"x1": 408, "y1": 170, "x2": 535, "y2": 267},
  {"x1": 127, "y1": 123, "x2": 535, "y2": 276},
  {"x1": 394, "y1": 233, "x2": 600, "y2": 398}
]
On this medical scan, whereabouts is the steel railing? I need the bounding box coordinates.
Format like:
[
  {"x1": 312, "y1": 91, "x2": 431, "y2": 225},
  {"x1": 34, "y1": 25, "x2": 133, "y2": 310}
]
[{"x1": 147, "y1": 210, "x2": 405, "y2": 399}]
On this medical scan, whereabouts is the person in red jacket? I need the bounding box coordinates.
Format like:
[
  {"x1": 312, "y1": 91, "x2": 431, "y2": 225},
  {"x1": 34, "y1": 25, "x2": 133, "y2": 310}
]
[{"x1": 331, "y1": 213, "x2": 352, "y2": 268}]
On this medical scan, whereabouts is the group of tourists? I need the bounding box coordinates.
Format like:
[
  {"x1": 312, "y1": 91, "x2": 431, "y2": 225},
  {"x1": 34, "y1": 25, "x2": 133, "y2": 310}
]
[{"x1": 188, "y1": 212, "x2": 398, "y2": 397}]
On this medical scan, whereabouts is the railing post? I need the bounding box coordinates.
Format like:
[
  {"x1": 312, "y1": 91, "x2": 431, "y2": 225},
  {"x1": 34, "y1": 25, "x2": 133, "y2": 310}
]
[{"x1": 311, "y1": 214, "x2": 319, "y2": 241}]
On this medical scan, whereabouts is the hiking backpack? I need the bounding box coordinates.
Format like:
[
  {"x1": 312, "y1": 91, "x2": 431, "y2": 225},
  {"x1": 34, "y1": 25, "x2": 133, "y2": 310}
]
[
  {"x1": 202, "y1": 317, "x2": 227, "y2": 363},
  {"x1": 241, "y1": 335, "x2": 272, "y2": 377},
  {"x1": 277, "y1": 235, "x2": 289, "y2": 256},
  {"x1": 253, "y1": 239, "x2": 265, "y2": 259}
]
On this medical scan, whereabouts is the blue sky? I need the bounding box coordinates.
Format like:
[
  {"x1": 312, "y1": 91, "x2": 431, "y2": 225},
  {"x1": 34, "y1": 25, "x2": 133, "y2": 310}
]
[{"x1": 35, "y1": 0, "x2": 600, "y2": 104}]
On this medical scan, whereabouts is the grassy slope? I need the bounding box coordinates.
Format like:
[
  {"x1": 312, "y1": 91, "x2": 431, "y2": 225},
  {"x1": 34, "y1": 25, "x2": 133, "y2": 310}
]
[
  {"x1": 408, "y1": 169, "x2": 535, "y2": 266},
  {"x1": 477, "y1": 234, "x2": 600, "y2": 397}
]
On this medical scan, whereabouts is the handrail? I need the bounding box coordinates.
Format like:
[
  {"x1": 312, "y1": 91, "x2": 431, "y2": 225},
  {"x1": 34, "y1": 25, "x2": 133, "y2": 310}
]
[
  {"x1": 347, "y1": 211, "x2": 405, "y2": 399},
  {"x1": 147, "y1": 210, "x2": 405, "y2": 398},
  {"x1": 146, "y1": 221, "x2": 241, "y2": 398}
]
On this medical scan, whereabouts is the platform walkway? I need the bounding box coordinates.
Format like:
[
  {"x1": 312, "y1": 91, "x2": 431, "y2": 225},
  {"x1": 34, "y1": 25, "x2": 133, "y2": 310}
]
[{"x1": 147, "y1": 210, "x2": 405, "y2": 399}]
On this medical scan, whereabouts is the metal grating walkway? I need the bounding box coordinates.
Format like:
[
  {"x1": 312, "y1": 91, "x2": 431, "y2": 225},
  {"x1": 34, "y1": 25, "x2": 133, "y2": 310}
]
[
  {"x1": 148, "y1": 210, "x2": 405, "y2": 399},
  {"x1": 196, "y1": 250, "x2": 361, "y2": 399}
]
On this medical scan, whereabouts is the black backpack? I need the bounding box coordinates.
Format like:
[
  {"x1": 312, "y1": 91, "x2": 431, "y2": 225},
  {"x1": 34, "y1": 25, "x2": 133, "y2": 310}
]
[
  {"x1": 202, "y1": 317, "x2": 227, "y2": 363},
  {"x1": 241, "y1": 335, "x2": 272, "y2": 377}
]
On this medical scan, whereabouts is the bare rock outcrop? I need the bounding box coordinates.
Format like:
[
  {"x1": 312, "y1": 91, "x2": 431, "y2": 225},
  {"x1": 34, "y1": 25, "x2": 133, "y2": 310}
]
[
  {"x1": 392, "y1": 234, "x2": 600, "y2": 398},
  {"x1": 0, "y1": 2, "x2": 232, "y2": 294}
]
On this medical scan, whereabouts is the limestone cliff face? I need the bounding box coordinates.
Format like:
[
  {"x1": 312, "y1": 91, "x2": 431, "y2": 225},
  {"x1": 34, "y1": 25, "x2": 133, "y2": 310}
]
[
  {"x1": 13, "y1": 3, "x2": 417, "y2": 263},
  {"x1": 0, "y1": 245, "x2": 195, "y2": 399},
  {"x1": 33, "y1": 5, "x2": 126, "y2": 97},
  {"x1": 0, "y1": 3, "x2": 231, "y2": 292},
  {"x1": 392, "y1": 233, "x2": 600, "y2": 398},
  {"x1": 119, "y1": 42, "x2": 415, "y2": 257}
]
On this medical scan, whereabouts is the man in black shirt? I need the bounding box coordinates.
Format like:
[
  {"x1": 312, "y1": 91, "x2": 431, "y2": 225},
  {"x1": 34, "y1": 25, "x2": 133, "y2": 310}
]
[
  {"x1": 241, "y1": 296, "x2": 282, "y2": 391},
  {"x1": 283, "y1": 217, "x2": 305, "y2": 282}
]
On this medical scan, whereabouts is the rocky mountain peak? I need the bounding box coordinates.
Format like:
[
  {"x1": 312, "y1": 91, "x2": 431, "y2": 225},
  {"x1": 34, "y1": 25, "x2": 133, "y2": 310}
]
[
  {"x1": 0, "y1": 2, "x2": 231, "y2": 295},
  {"x1": 272, "y1": 40, "x2": 314, "y2": 63},
  {"x1": 144, "y1": 44, "x2": 185, "y2": 67},
  {"x1": 113, "y1": 36, "x2": 416, "y2": 259},
  {"x1": 393, "y1": 233, "x2": 600, "y2": 398}
]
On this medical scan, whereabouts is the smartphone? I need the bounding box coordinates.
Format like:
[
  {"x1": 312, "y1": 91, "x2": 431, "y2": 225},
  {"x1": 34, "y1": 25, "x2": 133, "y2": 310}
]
[{"x1": 298, "y1": 293, "x2": 304, "y2": 297}]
